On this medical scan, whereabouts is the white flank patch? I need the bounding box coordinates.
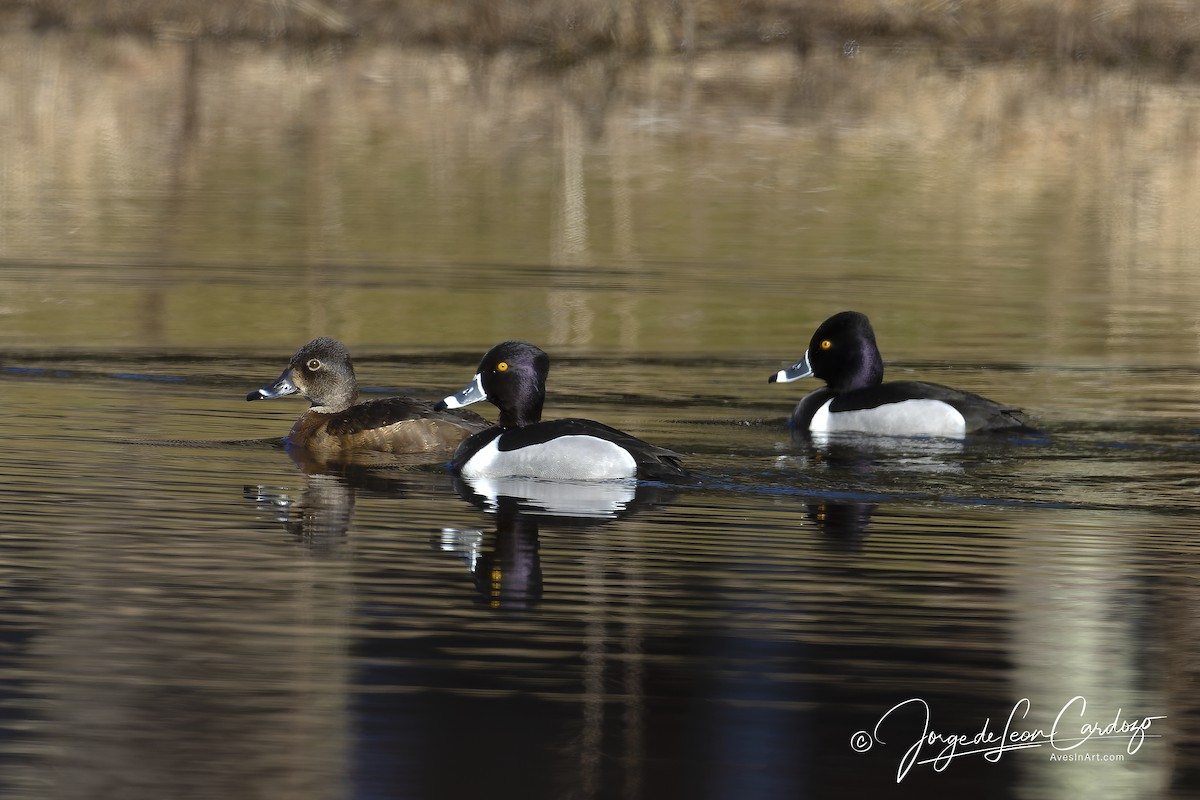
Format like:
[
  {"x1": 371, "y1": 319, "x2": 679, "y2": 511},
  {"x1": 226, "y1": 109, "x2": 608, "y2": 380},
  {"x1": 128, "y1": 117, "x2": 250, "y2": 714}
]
[
  {"x1": 810, "y1": 398, "x2": 967, "y2": 438},
  {"x1": 461, "y1": 435, "x2": 638, "y2": 480}
]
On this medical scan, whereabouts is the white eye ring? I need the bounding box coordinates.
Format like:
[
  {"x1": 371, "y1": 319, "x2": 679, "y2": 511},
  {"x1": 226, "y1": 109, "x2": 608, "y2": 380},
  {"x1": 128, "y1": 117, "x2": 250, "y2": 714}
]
[{"x1": 307, "y1": 359, "x2": 322, "y2": 371}]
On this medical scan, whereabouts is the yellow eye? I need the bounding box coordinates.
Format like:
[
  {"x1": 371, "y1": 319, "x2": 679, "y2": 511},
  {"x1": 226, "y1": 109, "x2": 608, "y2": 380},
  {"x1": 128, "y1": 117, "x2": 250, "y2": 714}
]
[
  {"x1": 306, "y1": 358, "x2": 322, "y2": 371},
  {"x1": 496, "y1": 361, "x2": 509, "y2": 372},
  {"x1": 820, "y1": 340, "x2": 832, "y2": 350}
]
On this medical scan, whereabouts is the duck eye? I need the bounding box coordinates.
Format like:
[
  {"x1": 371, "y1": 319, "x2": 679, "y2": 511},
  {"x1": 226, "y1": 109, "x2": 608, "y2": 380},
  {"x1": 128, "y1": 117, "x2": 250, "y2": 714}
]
[
  {"x1": 820, "y1": 340, "x2": 832, "y2": 350},
  {"x1": 496, "y1": 361, "x2": 509, "y2": 372},
  {"x1": 306, "y1": 358, "x2": 322, "y2": 371}
]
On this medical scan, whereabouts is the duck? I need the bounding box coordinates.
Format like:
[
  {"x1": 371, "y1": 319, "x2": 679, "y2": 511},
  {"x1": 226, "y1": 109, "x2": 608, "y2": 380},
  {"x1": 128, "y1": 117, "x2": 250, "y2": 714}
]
[
  {"x1": 434, "y1": 340, "x2": 690, "y2": 481},
  {"x1": 247, "y1": 337, "x2": 489, "y2": 460},
  {"x1": 769, "y1": 311, "x2": 1037, "y2": 438}
]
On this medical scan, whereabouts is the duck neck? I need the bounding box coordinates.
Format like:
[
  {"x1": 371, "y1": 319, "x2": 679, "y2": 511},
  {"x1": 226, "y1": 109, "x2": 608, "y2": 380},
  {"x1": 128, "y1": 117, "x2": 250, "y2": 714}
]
[
  {"x1": 498, "y1": 387, "x2": 543, "y2": 428},
  {"x1": 312, "y1": 387, "x2": 357, "y2": 415},
  {"x1": 831, "y1": 341, "x2": 884, "y2": 393}
]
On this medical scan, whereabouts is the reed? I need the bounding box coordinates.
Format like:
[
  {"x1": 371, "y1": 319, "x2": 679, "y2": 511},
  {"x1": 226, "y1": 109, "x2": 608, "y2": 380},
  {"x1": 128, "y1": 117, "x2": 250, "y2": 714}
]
[
  {"x1": 3, "y1": 0, "x2": 1199, "y2": 73},
  {"x1": 1, "y1": 35, "x2": 1198, "y2": 357}
]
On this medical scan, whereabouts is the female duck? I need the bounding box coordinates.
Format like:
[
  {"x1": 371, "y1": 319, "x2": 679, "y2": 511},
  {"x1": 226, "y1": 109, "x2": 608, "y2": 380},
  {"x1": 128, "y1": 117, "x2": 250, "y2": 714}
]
[
  {"x1": 247, "y1": 337, "x2": 488, "y2": 458},
  {"x1": 769, "y1": 311, "x2": 1036, "y2": 438},
  {"x1": 435, "y1": 341, "x2": 689, "y2": 481}
]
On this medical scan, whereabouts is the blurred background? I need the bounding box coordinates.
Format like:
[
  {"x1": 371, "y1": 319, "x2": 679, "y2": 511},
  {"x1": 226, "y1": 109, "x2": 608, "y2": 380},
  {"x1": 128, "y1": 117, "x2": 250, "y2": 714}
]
[
  {"x1": 1, "y1": 0, "x2": 1198, "y2": 362},
  {"x1": 1, "y1": 4, "x2": 1199, "y2": 799}
]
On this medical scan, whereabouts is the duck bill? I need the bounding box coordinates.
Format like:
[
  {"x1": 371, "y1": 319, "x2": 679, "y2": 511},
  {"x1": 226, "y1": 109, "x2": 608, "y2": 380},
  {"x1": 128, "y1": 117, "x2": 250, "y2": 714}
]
[
  {"x1": 436, "y1": 373, "x2": 487, "y2": 410},
  {"x1": 769, "y1": 351, "x2": 814, "y2": 384},
  {"x1": 247, "y1": 369, "x2": 300, "y2": 401}
]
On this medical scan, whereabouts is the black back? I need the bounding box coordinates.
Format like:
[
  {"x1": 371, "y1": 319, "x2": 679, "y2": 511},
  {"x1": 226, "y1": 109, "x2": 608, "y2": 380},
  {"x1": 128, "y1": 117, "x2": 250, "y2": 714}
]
[{"x1": 831, "y1": 381, "x2": 1034, "y2": 433}]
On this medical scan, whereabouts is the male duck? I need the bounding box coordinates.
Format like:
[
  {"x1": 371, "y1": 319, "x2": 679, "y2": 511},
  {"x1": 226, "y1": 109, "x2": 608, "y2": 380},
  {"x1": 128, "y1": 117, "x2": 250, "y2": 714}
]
[
  {"x1": 435, "y1": 341, "x2": 690, "y2": 481},
  {"x1": 247, "y1": 337, "x2": 488, "y2": 458},
  {"x1": 769, "y1": 311, "x2": 1036, "y2": 438}
]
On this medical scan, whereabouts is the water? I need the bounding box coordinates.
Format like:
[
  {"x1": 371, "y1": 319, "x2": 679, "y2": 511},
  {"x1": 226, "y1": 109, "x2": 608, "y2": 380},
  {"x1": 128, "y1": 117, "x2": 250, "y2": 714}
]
[{"x1": 3, "y1": 33, "x2": 1200, "y2": 799}]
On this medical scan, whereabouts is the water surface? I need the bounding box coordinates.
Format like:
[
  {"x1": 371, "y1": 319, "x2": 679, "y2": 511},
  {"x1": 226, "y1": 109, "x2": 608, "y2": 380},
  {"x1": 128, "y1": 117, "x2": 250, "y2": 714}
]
[{"x1": 2, "y1": 34, "x2": 1199, "y2": 799}]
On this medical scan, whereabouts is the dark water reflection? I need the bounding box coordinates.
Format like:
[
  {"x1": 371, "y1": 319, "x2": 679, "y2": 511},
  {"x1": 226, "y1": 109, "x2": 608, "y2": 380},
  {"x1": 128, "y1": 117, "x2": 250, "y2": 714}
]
[
  {"x1": 2, "y1": 32, "x2": 1199, "y2": 800},
  {"x1": 1, "y1": 353, "x2": 1195, "y2": 798}
]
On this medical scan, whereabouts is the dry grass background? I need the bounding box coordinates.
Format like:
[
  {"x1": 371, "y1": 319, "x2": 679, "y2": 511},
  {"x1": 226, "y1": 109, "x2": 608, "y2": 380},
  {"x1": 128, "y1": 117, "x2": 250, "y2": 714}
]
[
  {"x1": 0, "y1": 1, "x2": 1198, "y2": 357},
  {"x1": 1, "y1": 0, "x2": 1199, "y2": 74},
  {"x1": 1, "y1": 33, "x2": 1198, "y2": 357}
]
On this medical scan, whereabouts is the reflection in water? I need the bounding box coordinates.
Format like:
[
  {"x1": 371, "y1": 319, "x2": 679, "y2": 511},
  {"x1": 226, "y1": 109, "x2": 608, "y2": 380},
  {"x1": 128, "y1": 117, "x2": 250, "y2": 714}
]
[
  {"x1": 0, "y1": 401, "x2": 1187, "y2": 798},
  {"x1": 453, "y1": 472, "x2": 672, "y2": 522},
  {"x1": 435, "y1": 496, "x2": 543, "y2": 610},
  {"x1": 773, "y1": 430, "x2": 973, "y2": 520},
  {"x1": 4, "y1": 36, "x2": 1200, "y2": 371},
  {"x1": 0, "y1": 487, "x2": 354, "y2": 799},
  {"x1": 1163, "y1": 571, "x2": 1200, "y2": 793},
  {"x1": 436, "y1": 473, "x2": 680, "y2": 610},
  {"x1": 244, "y1": 452, "x2": 435, "y2": 550},
  {"x1": 1, "y1": 31, "x2": 1197, "y2": 795},
  {"x1": 246, "y1": 472, "x2": 358, "y2": 551},
  {"x1": 799, "y1": 429, "x2": 968, "y2": 473},
  {"x1": 805, "y1": 501, "x2": 877, "y2": 544},
  {"x1": 1009, "y1": 517, "x2": 1171, "y2": 797}
]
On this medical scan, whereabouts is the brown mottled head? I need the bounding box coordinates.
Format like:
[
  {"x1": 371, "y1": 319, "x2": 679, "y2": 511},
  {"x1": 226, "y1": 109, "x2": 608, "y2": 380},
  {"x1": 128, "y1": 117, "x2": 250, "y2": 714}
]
[{"x1": 247, "y1": 337, "x2": 359, "y2": 413}]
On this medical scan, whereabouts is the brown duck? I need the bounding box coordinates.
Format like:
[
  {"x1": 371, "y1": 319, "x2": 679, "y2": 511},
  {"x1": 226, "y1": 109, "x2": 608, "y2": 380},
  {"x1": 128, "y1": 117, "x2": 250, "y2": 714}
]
[{"x1": 247, "y1": 337, "x2": 489, "y2": 462}]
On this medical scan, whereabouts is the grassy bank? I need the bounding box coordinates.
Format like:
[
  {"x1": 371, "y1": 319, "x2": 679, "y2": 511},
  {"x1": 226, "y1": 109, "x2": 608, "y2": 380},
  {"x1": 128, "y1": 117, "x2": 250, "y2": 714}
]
[{"x1": 2, "y1": 0, "x2": 1199, "y2": 74}]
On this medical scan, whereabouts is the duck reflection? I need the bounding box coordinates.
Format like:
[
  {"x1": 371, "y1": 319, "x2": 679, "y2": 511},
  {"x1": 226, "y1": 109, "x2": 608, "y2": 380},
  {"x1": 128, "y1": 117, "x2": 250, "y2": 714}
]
[
  {"x1": 795, "y1": 428, "x2": 968, "y2": 475},
  {"x1": 436, "y1": 474, "x2": 677, "y2": 610},
  {"x1": 246, "y1": 472, "x2": 357, "y2": 550},
  {"x1": 436, "y1": 494, "x2": 543, "y2": 610},
  {"x1": 245, "y1": 453, "x2": 419, "y2": 551},
  {"x1": 452, "y1": 472, "x2": 678, "y2": 522},
  {"x1": 804, "y1": 500, "x2": 877, "y2": 545}
]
